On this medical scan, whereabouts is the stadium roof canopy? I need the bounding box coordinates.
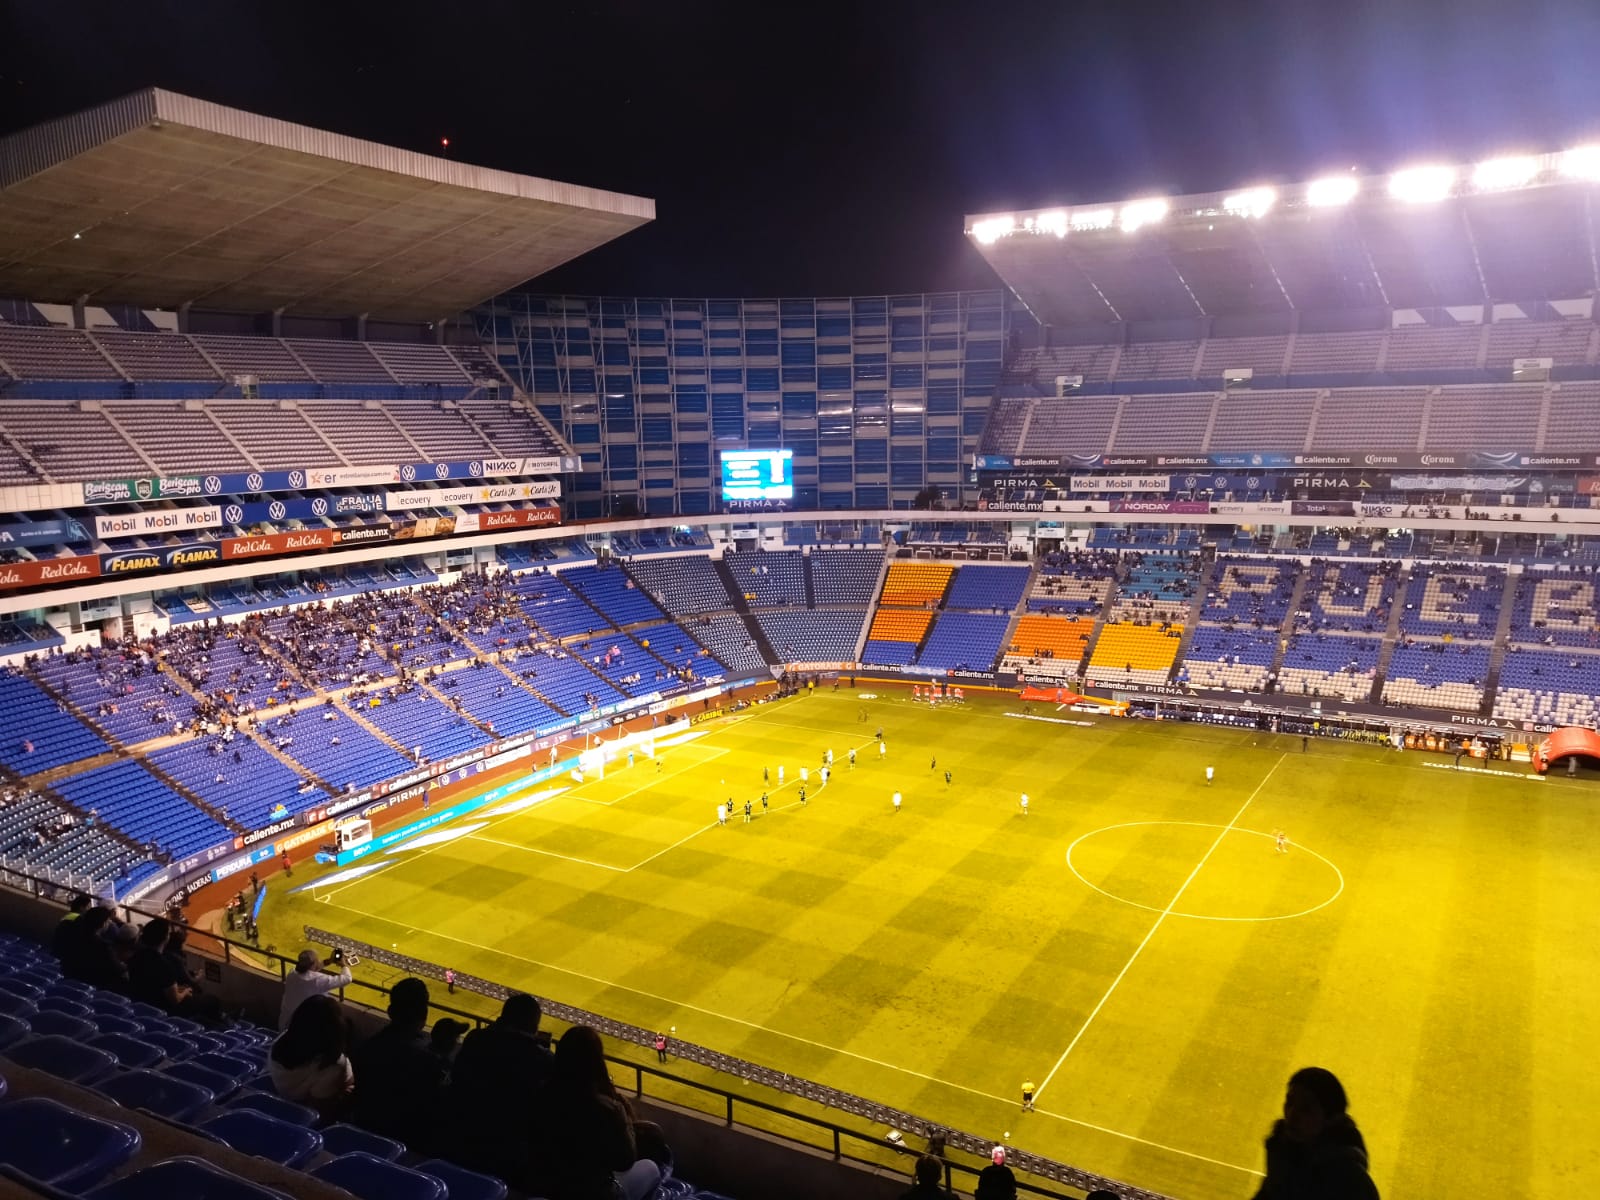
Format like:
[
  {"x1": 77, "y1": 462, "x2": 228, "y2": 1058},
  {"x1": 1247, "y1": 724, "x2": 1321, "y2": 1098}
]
[
  {"x1": 967, "y1": 150, "x2": 1600, "y2": 328},
  {"x1": 0, "y1": 89, "x2": 654, "y2": 322}
]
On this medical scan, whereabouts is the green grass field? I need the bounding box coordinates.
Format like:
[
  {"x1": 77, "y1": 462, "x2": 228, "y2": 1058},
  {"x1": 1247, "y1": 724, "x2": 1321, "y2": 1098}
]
[{"x1": 261, "y1": 690, "x2": 1600, "y2": 1199}]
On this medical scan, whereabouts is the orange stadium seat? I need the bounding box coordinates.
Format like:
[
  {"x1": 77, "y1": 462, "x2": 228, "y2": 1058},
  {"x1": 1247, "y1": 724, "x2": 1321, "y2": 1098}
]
[
  {"x1": 1009, "y1": 615, "x2": 1095, "y2": 660},
  {"x1": 1088, "y1": 622, "x2": 1184, "y2": 673},
  {"x1": 880, "y1": 562, "x2": 955, "y2": 607},
  {"x1": 867, "y1": 609, "x2": 935, "y2": 643}
]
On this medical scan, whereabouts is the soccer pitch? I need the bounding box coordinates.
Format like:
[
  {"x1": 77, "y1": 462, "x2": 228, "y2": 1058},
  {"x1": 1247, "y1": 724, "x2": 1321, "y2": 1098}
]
[{"x1": 263, "y1": 691, "x2": 1599, "y2": 1199}]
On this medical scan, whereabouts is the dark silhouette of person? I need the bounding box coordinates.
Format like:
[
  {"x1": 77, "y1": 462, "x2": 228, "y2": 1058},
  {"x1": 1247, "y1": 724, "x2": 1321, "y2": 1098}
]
[
  {"x1": 447, "y1": 992, "x2": 554, "y2": 1178},
  {"x1": 1251, "y1": 1067, "x2": 1380, "y2": 1199},
  {"x1": 899, "y1": 1154, "x2": 957, "y2": 1198},
  {"x1": 350, "y1": 976, "x2": 447, "y2": 1151}
]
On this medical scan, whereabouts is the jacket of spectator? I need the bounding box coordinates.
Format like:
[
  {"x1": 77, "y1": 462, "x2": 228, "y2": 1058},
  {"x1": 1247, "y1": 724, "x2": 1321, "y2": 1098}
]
[
  {"x1": 269, "y1": 993, "x2": 353, "y2": 1116},
  {"x1": 59, "y1": 908, "x2": 128, "y2": 993},
  {"x1": 447, "y1": 993, "x2": 553, "y2": 1178},
  {"x1": 529, "y1": 1025, "x2": 657, "y2": 1200},
  {"x1": 1252, "y1": 1067, "x2": 1380, "y2": 1200},
  {"x1": 48, "y1": 894, "x2": 91, "y2": 961},
  {"x1": 349, "y1": 977, "x2": 446, "y2": 1150},
  {"x1": 279, "y1": 949, "x2": 352, "y2": 1028}
]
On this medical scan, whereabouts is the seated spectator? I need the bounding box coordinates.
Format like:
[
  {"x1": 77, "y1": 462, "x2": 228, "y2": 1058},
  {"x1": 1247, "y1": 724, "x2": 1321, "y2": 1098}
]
[
  {"x1": 1251, "y1": 1067, "x2": 1379, "y2": 1199},
  {"x1": 60, "y1": 907, "x2": 128, "y2": 993},
  {"x1": 448, "y1": 992, "x2": 554, "y2": 1178},
  {"x1": 900, "y1": 1154, "x2": 956, "y2": 1199},
  {"x1": 279, "y1": 947, "x2": 353, "y2": 1028},
  {"x1": 127, "y1": 918, "x2": 192, "y2": 1011},
  {"x1": 349, "y1": 977, "x2": 446, "y2": 1149},
  {"x1": 49, "y1": 893, "x2": 91, "y2": 960},
  {"x1": 430, "y1": 1016, "x2": 468, "y2": 1066},
  {"x1": 268, "y1": 993, "x2": 353, "y2": 1117},
  {"x1": 530, "y1": 1025, "x2": 662, "y2": 1200},
  {"x1": 974, "y1": 1163, "x2": 1017, "y2": 1200}
]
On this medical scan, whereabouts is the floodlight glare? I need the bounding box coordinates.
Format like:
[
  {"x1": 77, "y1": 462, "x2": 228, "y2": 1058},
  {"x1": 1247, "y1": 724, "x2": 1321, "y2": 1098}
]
[
  {"x1": 1036, "y1": 210, "x2": 1068, "y2": 238},
  {"x1": 1070, "y1": 208, "x2": 1114, "y2": 232},
  {"x1": 1306, "y1": 176, "x2": 1360, "y2": 207},
  {"x1": 970, "y1": 216, "x2": 1015, "y2": 245},
  {"x1": 1471, "y1": 155, "x2": 1539, "y2": 191},
  {"x1": 1222, "y1": 186, "x2": 1277, "y2": 219},
  {"x1": 1388, "y1": 165, "x2": 1456, "y2": 203},
  {"x1": 1559, "y1": 145, "x2": 1600, "y2": 181},
  {"x1": 1119, "y1": 198, "x2": 1168, "y2": 234}
]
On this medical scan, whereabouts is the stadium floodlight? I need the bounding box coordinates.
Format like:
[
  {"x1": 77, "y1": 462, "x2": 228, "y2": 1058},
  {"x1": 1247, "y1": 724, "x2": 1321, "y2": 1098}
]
[
  {"x1": 1119, "y1": 198, "x2": 1168, "y2": 234},
  {"x1": 1306, "y1": 175, "x2": 1360, "y2": 207},
  {"x1": 1388, "y1": 165, "x2": 1456, "y2": 203},
  {"x1": 970, "y1": 216, "x2": 1015, "y2": 245},
  {"x1": 1035, "y1": 210, "x2": 1069, "y2": 238},
  {"x1": 1222, "y1": 186, "x2": 1277, "y2": 219},
  {"x1": 1471, "y1": 155, "x2": 1539, "y2": 191},
  {"x1": 1559, "y1": 144, "x2": 1600, "y2": 181},
  {"x1": 1070, "y1": 207, "x2": 1115, "y2": 232}
]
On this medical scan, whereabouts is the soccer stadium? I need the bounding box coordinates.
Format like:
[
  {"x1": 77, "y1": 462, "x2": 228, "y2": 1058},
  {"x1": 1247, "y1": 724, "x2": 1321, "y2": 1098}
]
[{"x1": 0, "y1": 79, "x2": 1598, "y2": 1200}]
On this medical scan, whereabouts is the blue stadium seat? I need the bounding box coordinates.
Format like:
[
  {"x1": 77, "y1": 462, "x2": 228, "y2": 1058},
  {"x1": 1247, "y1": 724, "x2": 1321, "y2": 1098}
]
[
  {"x1": 93, "y1": 1014, "x2": 146, "y2": 1037},
  {"x1": 84, "y1": 1155, "x2": 287, "y2": 1200},
  {"x1": 88, "y1": 1032, "x2": 166, "y2": 1070},
  {"x1": 0, "y1": 994, "x2": 37, "y2": 1021},
  {"x1": 162, "y1": 1059, "x2": 241, "y2": 1099},
  {"x1": 201, "y1": 1110, "x2": 323, "y2": 1168},
  {"x1": 0, "y1": 1097, "x2": 141, "y2": 1190},
  {"x1": 36, "y1": 995, "x2": 92, "y2": 1019},
  {"x1": 319, "y1": 1122, "x2": 404, "y2": 1160},
  {"x1": 28, "y1": 1011, "x2": 97, "y2": 1040},
  {"x1": 0, "y1": 978, "x2": 43, "y2": 1002},
  {"x1": 414, "y1": 1159, "x2": 508, "y2": 1200},
  {"x1": 225, "y1": 1090, "x2": 318, "y2": 1127},
  {"x1": 313, "y1": 1153, "x2": 447, "y2": 1200},
  {"x1": 96, "y1": 1067, "x2": 215, "y2": 1122},
  {"x1": 138, "y1": 1031, "x2": 198, "y2": 1061},
  {"x1": 6, "y1": 1034, "x2": 119, "y2": 1084},
  {"x1": 0, "y1": 1013, "x2": 30, "y2": 1049}
]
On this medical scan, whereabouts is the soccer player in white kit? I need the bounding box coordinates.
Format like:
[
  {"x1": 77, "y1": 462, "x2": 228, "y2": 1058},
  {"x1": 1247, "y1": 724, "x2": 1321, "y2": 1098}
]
[
  {"x1": 1020, "y1": 792, "x2": 1029, "y2": 816},
  {"x1": 879, "y1": 740, "x2": 887, "y2": 759},
  {"x1": 717, "y1": 803, "x2": 727, "y2": 826},
  {"x1": 1205, "y1": 765, "x2": 1214, "y2": 786},
  {"x1": 892, "y1": 791, "x2": 902, "y2": 814},
  {"x1": 778, "y1": 765, "x2": 785, "y2": 784}
]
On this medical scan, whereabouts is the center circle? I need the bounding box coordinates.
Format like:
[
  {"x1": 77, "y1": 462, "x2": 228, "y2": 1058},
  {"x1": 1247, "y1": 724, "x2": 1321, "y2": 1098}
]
[{"x1": 1065, "y1": 821, "x2": 1345, "y2": 922}]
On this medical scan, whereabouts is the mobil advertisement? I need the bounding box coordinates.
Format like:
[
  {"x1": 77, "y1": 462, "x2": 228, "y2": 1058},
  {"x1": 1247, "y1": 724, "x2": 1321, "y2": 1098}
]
[
  {"x1": 1070, "y1": 475, "x2": 1170, "y2": 492},
  {"x1": 95, "y1": 507, "x2": 222, "y2": 540}
]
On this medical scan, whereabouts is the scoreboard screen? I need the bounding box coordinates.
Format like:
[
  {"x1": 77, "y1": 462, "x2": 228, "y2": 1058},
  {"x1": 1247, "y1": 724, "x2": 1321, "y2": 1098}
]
[{"x1": 721, "y1": 450, "x2": 794, "y2": 507}]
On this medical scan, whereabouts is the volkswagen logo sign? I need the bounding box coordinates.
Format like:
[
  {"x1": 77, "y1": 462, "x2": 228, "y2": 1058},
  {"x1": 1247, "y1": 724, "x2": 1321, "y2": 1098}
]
[
  {"x1": 288, "y1": 471, "x2": 305, "y2": 489},
  {"x1": 311, "y1": 498, "x2": 328, "y2": 516},
  {"x1": 1184, "y1": 475, "x2": 1198, "y2": 489},
  {"x1": 246, "y1": 473, "x2": 264, "y2": 492},
  {"x1": 434, "y1": 462, "x2": 449, "y2": 479},
  {"x1": 204, "y1": 476, "x2": 222, "y2": 494},
  {"x1": 400, "y1": 465, "x2": 416, "y2": 482},
  {"x1": 268, "y1": 501, "x2": 286, "y2": 520},
  {"x1": 224, "y1": 505, "x2": 243, "y2": 524},
  {"x1": 469, "y1": 461, "x2": 483, "y2": 477},
  {"x1": 1246, "y1": 476, "x2": 1261, "y2": 489}
]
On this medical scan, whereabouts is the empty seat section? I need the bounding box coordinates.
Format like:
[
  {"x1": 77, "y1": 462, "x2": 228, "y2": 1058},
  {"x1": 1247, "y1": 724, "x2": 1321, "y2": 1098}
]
[
  {"x1": 102, "y1": 403, "x2": 250, "y2": 473},
  {"x1": 756, "y1": 611, "x2": 867, "y2": 663},
  {"x1": 368, "y1": 343, "x2": 473, "y2": 385},
  {"x1": 1208, "y1": 390, "x2": 1316, "y2": 450},
  {"x1": 626, "y1": 556, "x2": 734, "y2": 614},
  {"x1": 0, "y1": 669, "x2": 107, "y2": 772},
  {"x1": 53, "y1": 759, "x2": 229, "y2": 859},
  {"x1": 1111, "y1": 393, "x2": 1214, "y2": 452},
  {"x1": 915, "y1": 613, "x2": 1009, "y2": 671},
  {"x1": 0, "y1": 327, "x2": 119, "y2": 380},
  {"x1": 879, "y1": 563, "x2": 953, "y2": 607},
  {"x1": 207, "y1": 402, "x2": 343, "y2": 468},
  {"x1": 1018, "y1": 396, "x2": 1119, "y2": 456},
  {"x1": 680, "y1": 615, "x2": 767, "y2": 675},
  {"x1": 807, "y1": 550, "x2": 885, "y2": 606},
  {"x1": 1086, "y1": 623, "x2": 1182, "y2": 684},
  {"x1": 91, "y1": 330, "x2": 220, "y2": 381},
  {"x1": 0, "y1": 404, "x2": 151, "y2": 479},
  {"x1": 723, "y1": 551, "x2": 806, "y2": 606},
  {"x1": 944, "y1": 565, "x2": 1029, "y2": 611},
  {"x1": 1310, "y1": 388, "x2": 1427, "y2": 450},
  {"x1": 559, "y1": 565, "x2": 665, "y2": 626},
  {"x1": 1424, "y1": 385, "x2": 1543, "y2": 450}
]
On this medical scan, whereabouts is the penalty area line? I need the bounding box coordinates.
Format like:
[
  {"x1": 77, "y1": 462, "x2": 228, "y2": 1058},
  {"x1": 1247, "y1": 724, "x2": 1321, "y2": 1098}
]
[
  {"x1": 315, "y1": 894, "x2": 1260, "y2": 1178},
  {"x1": 1033, "y1": 753, "x2": 1286, "y2": 1104}
]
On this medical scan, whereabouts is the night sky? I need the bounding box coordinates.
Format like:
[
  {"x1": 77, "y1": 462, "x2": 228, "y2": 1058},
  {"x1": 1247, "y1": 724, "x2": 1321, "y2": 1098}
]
[{"x1": 5, "y1": 0, "x2": 1600, "y2": 300}]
